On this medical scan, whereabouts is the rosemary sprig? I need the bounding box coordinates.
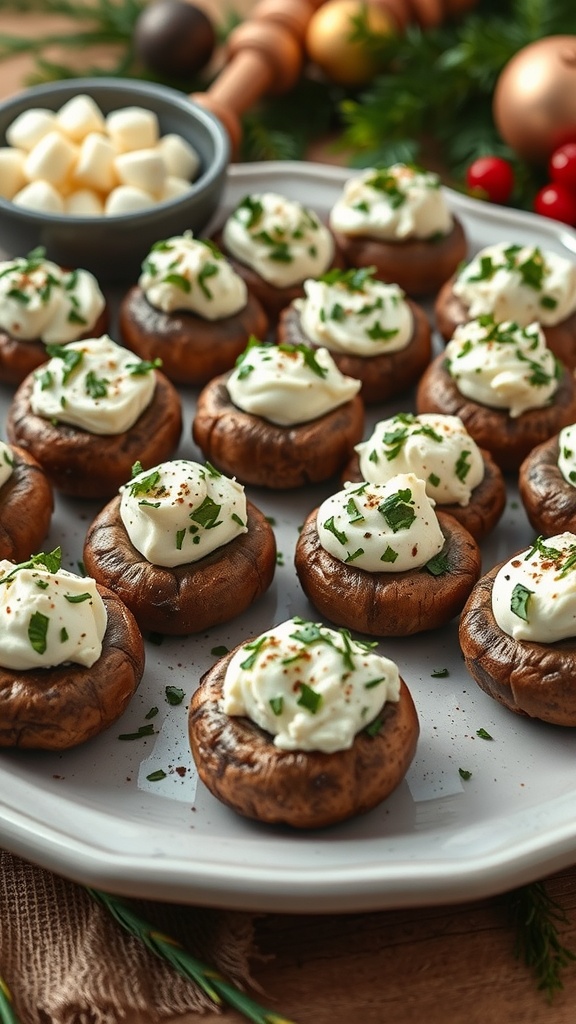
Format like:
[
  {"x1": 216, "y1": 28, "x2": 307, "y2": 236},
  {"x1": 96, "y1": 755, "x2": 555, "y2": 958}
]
[
  {"x1": 86, "y1": 887, "x2": 296, "y2": 1024},
  {"x1": 0, "y1": 976, "x2": 19, "y2": 1024},
  {"x1": 507, "y1": 880, "x2": 576, "y2": 999}
]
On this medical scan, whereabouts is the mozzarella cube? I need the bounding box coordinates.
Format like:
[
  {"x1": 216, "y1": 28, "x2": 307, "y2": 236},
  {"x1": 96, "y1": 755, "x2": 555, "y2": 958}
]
[
  {"x1": 114, "y1": 147, "x2": 167, "y2": 197},
  {"x1": 157, "y1": 133, "x2": 200, "y2": 181},
  {"x1": 105, "y1": 107, "x2": 159, "y2": 153},
  {"x1": 160, "y1": 176, "x2": 194, "y2": 202},
  {"x1": 74, "y1": 132, "x2": 118, "y2": 193},
  {"x1": 64, "y1": 188, "x2": 105, "y2": 216},
  {"x1": 13, "y1": 179, "x2": 65, "y2": 213},
  {"x1": 24, "y1": 130, "x2": 78, "y2": 187},
  {"x1": 0, "y1": 147, "x2": 27, "y2": 200},
  {"x1": 56, "y1": 94, "x2": 106, "y2": 142},
  {"x1": 6, "y1": 108, "x2": 57, "y2": 151},
  {"x1": 105, "y1": 185, "x2": 156, "y2": 215}
]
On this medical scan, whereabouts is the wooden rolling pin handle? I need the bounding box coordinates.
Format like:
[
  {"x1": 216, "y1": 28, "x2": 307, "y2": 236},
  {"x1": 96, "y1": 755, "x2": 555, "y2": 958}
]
[
  {"x1": 192, "y1": 0, "x2": 325, "y2": 155},
  {"x1": 251, "y1": 0, "x2": 328, "y2": 40}
]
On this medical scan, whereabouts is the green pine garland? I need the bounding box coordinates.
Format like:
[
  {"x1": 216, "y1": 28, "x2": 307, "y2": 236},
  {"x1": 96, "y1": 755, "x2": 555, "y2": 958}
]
[{"x1": 240, "y1": 0, "x2": 576, "y2": 207}]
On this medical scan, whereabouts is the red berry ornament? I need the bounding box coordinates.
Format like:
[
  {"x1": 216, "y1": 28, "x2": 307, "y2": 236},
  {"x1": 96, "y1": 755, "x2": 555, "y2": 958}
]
[
  {"x1": 465, "y1": 156, "x2": 515, "y2": 204},
  {"x1": 548, "y1": 142, "x2": 576, "y2": 192},
  {"x1": 533, "y1": 182, "x2": 576, "y2": 225}
]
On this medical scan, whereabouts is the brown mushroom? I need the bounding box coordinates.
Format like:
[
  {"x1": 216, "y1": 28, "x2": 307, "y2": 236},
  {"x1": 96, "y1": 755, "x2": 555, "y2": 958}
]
[
  {"x1": 340, "y1": 447, "x2": 507, "y2": 542},
  {"x1": 118, "y1": 287, "x2": 269, "y2": 387},
  {"x1": 0, "y1": 445, "x2": 54, "y2": 562},
  {"x1": 518, "y1": 434, "x2": 576, "y2": 536},
  {"x1": 188, "y1": 644, "x2": 419, "y2": 828},
  {"x1": 0, "y1": 586, "x2": 145, "y2": 749},
  {"x1": 435, "y1": 276, "x2": 576, "y2": 369},
  {"x1": 416, "y1": 352, "x2": 576, "y2": 472},
  {"x1": 459, "y1": 562, "x2": 576, "y2": 725},
  {"x1": 277, "y1": 298, "x2": 432, "y2": 405},
  {"x1": 295, "y1": 508, "x2": 481, "y2": 636},
  {"x1": 6, "y1": 369, "x2": 182, "y2": 499},
  {"x1": 83, "y1": 497, "x2": 277, "y2": 635},
  {"x1": 331, "y1": 216, "x2": 467, "y2": 299},
  {"x1": 192, "y1": 370, "x2": 365, "y2": 489}
]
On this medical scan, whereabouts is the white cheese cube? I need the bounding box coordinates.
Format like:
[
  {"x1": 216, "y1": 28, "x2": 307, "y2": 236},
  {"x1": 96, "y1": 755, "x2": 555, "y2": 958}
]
[
  {"x1": 56, "y1": 94, "x2": 106, "y2": 142},
  {"x1": 104, "y1": 184, "x2": 156, "y2": 215},
  {"x1": 74, "y1": 132, "x2": 118, "y2": 193},
  {"x1": 24, "y1": 130, "x2": 77, "y2": 187},
  {"x1": 64, "y1": 188, "x2": 105, "y2": 216},
  {"x1": 5, "y1": 108, "x2": 57, "y2": 152},
  {"x1": 157, "y1": 133, "x2": 200, "y2": 181},
  {"x1": 0, "y1": 147, "x2": 27, "y2": 200},
  {"x1": 12, "y1": 179, "x2": 65, "y2": 213},
  {"x1": 114, "y1": 147, "x2": 167, "y2": 197},
  {"x1": 105, "y1": 107, "x2": 159, "y2": 153},
  {"x1": 160, "y1": 176, "x2": 194, "y2": 202}
]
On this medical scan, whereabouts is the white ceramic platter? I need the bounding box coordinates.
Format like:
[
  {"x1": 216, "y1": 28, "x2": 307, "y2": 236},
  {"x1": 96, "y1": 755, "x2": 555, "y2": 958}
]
[{"x1": 1, "y1": 161, "x2": 576, "y2": 913}]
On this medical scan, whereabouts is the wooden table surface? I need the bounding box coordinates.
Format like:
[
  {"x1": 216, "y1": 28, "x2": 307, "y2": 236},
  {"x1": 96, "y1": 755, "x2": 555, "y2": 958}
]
[{"x1": 1, "y1": 6, "x2": 576, "y2": 1023}]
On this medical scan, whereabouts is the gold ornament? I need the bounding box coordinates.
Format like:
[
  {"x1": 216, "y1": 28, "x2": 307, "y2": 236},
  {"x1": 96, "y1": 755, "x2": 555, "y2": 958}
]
[
  {"x1": 493, "y1": 35, "x2": 576, "y2": 164},
  {"x1": 305, "y1": 0, "x2": 397, "y2": 87}
]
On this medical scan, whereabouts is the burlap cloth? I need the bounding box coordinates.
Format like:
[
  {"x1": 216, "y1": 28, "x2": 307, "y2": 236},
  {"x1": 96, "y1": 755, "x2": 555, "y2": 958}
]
[{"x1": 0, "y1": 850, "x2": 257, "y2": 1024}]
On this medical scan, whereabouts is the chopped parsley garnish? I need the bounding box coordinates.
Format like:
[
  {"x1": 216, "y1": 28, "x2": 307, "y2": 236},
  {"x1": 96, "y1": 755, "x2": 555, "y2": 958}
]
[
  {"x1": 0, "y1": 547, "x2": 62, "y2": 587},
  {"x1": 380, "y1": 545, "x2": 399, "y2": 563},
  {"x1": 510, "y1": 582, "x2": 533, "y2": 621},
  {"x1": 165, "y1": 686, "x2": 185, "y2": 705},
  {"x1": 459, "y1": 768, "x2": 472, "y2": 780},
  {"x1": 118, "y1": 723, "x2": 156, "y2": 740},
  {"x1": 378, "y1": 488, "x2": 415, "y2": 532},
  {"x1": 28, "y1": 611, "x2": 49, "y2": 654},
  {"x1": 85, "y1": 371, "x2": 108, "y2": 399},
  {"x1": 322, "y1": 516, "x2": 348, "y2": 546},
  {"x1": 269, "y1": 696, "x2": 284, "y2": 716},
  {"x1": 189, "y1": 496, "x2": 222, "y2": 530},
  {"x1": 476, "y1": 727, "x2": 493, "y2": 740},
  {"x1": 426, "y1": 552, "x2": 450, "y2": 576},
  {"x1": 129, "y1": 469, "x2": 161, "y2": 497},
  {"x1": 296, "y1": 683, "x2": 322, "y2": 714},
  {"x1": 455, "y1": 450, "x2": 471, "y2": 483}
]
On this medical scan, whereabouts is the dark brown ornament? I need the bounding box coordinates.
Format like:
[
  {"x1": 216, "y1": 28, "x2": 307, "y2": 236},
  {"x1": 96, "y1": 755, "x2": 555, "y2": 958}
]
[
  {"x1": 493, "y1": 36, "x2": 576, "y2": 164},
  {"x1": 134, "y1": 0, "x2": 216, "y2": 79}
]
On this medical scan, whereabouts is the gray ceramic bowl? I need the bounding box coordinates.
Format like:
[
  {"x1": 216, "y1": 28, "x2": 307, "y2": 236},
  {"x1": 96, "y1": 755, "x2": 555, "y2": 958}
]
[{"x1": 0, "y1": 77, "x2": 229, "y2": 284}]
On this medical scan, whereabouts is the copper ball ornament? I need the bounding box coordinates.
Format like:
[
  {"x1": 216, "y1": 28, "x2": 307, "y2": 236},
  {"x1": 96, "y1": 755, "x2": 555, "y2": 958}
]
[{"x1": 493, "y1": 36, "x2": 576, "y2": 164}]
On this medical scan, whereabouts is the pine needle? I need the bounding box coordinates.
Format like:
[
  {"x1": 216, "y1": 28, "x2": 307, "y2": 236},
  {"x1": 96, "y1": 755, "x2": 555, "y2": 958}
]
[
  {"x1": 507, "y1": 880, "x2": 576, "y2": 1000},
  {"x1": 87, "y1": 887, "x2": 297, "y2": 1024}
]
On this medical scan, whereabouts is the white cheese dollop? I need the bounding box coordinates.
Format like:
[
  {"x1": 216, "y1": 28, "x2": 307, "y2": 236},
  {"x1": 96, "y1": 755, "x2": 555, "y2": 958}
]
[
  {"x1": 452, "y1": 242, "x2": 576, "y2": 326},
  {"x1": 355, "y1": 412, "x2": 485, "y2": 507},
  {"x1": 227, "y1": 341, "x2": 361, "y2": 426},
  {"x1": 222, "y1": 191, "x2": 335, "y2": 287},
  {"x1": 0, "y1": 553, "x2": 107, "y2": 670},
  {"x1": 295, "y1": 268, "x2": 413, "y2": 356},
  {"x1": 329, "y1": 164, "x2": 453, "y2": 241},
  {"x1": 558, "y1": 424, "x2": 576, "y2": 488},
  {"x1": 119, "y1": 459, "x2": 248, "y2": 568},
  {"x1": 445, "y1": 317, "x2": 558, "y2": 418},
  {"x1": 30, "y1": 334, "x2": 157, "y2": 435},
  {"x1": 222, "y1": 616, "x2": 401, "y2": 753},
  {"x1": 492, "y1": 532, "x2": 576, "y2": 642},
  {"x1": 317, "y1": 473, "x2": 444, "y2": 572},
  {"x1": 138, "y1": 232, "x2": 247, "y2": 320},
  {"x1": 0, "y1": 250, "x2": 105, "y2": 344},
  {"x1": 0, "y1": 440, "x2": 14, "y2": 490}
]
